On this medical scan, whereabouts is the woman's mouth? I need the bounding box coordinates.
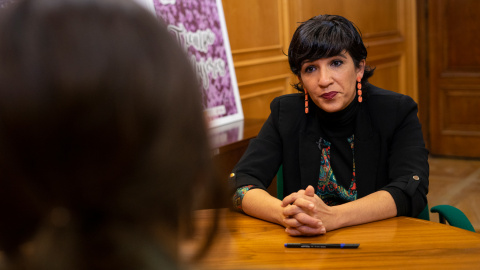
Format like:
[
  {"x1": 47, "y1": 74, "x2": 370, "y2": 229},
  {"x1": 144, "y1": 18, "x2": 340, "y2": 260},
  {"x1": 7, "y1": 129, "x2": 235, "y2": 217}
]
[{"x1": 321, "y1": 92, "x2": 338, "y2": 100}]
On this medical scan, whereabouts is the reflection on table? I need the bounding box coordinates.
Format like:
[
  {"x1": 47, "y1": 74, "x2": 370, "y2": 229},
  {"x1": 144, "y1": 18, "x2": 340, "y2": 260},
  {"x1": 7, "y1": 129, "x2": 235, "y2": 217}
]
[{"x1": 188, "y1": 208, "x2": 480, "y2": 269}]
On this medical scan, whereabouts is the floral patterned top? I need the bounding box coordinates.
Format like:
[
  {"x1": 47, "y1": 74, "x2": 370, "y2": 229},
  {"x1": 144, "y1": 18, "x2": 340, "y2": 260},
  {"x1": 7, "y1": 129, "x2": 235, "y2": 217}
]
[{"x1": 233, "y1": 135, "x2": 357, "y2": 210}]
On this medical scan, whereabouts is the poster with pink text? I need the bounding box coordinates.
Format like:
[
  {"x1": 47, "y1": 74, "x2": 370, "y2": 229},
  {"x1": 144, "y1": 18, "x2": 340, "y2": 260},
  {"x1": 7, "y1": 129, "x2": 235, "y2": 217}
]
[{"x1": 138, "y1": 0, "x2": 243, "y2": 127}]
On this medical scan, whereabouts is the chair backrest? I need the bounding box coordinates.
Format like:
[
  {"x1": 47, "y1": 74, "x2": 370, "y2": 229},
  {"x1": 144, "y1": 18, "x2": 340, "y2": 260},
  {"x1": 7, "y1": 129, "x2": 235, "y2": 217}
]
[
  {"x1": 417, "y1": 204, "x2": 430, "y2": 221},
  {"x1": 430, "y1": 205, "x2": 476, "y2": 232}
]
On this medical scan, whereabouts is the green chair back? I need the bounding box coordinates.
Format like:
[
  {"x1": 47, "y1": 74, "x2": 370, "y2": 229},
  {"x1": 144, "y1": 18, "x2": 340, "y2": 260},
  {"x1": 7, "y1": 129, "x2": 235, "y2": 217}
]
[
  {"x1": 417, "y1": 204, "x2": 430, "y2": 221},
  {"x1": 430, "y1": 205, "x2": 476, "y2": 232}
]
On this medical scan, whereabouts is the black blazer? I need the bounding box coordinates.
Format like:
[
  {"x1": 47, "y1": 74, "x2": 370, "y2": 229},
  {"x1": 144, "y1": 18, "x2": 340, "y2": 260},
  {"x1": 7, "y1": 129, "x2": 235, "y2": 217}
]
[{"x1": 231, "y1": 85, "x2": 429, "y2": 217}]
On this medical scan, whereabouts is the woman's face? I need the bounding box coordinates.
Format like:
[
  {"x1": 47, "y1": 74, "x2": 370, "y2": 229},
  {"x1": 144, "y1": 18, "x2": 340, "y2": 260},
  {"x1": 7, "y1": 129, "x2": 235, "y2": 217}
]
[{"x1": 299, "y1": 51, "x2": 365, "y2": 113}]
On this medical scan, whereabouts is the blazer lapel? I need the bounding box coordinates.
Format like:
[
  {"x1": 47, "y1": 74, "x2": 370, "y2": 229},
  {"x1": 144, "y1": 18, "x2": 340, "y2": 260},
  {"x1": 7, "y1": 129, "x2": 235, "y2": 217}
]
[
  {"x1": 354, "y1": 105, "x2": 380, "y2": 198},
  {"x1": 299, "y1": 112, "x2": 322, "y2": 189}
]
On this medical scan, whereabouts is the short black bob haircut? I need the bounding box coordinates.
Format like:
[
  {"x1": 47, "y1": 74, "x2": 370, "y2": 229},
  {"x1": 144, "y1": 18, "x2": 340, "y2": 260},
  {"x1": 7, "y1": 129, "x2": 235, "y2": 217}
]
[{"x1": 288, "y1": 14, "x2": 375, "y2": 92}]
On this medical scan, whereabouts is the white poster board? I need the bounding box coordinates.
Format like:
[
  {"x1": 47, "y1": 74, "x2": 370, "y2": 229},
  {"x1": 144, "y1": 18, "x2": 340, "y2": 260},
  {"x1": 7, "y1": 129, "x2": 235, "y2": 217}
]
[{"x1": 138, "y1": 0, "x2": 243, "y2": 128}]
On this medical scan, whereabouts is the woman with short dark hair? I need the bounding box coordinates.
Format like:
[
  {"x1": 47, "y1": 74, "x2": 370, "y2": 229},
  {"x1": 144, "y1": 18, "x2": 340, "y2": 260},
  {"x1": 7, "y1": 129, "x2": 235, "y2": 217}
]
[{"x1": 231, "y1": 14, "x2": 429, "y2": 236}]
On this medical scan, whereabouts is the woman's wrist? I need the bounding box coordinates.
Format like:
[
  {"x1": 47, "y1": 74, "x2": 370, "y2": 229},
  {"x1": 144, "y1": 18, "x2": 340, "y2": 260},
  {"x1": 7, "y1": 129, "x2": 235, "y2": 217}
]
[
  {"x1": 242, "y1": 189, "x2": 285, "y2": 226},
  {"x1": 327, "y1": 205, "x2": 344, "y2": 231}
]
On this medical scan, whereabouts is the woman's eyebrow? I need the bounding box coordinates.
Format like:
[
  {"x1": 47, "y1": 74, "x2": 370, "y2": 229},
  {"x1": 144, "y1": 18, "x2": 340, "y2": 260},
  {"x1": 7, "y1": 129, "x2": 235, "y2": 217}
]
[
  {"x1": 301, "y1": 60, "x2": 313, "y2": 66},
  {"x1": 301, "y1": 53, "x2": 348, "y2": 66}
]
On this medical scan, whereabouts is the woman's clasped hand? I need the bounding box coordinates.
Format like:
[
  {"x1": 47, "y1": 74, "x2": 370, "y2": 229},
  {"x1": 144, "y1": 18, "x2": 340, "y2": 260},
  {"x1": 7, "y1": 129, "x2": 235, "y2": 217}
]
[{"x1": 282, "y1": 185, "x2": 329, "y2": 236}]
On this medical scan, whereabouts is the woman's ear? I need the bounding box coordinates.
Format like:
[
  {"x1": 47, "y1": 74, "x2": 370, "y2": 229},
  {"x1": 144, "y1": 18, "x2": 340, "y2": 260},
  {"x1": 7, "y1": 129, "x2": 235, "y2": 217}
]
[
  {"x1": 357, "y1": 59, "x2": 366, "y2": 78},
  {"x1": 298, "y1": 76, "x2": 303, "y2": 86}
]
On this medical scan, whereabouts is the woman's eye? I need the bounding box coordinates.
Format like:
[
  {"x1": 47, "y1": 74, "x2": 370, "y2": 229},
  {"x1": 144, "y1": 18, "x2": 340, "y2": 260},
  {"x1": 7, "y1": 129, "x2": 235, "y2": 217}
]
[
  {"x1": 304, "y1": 66, "x2": 316, "y2": 73},
  {"x1": 331, "y1": 60, "x2": 343, "y2": 67}
]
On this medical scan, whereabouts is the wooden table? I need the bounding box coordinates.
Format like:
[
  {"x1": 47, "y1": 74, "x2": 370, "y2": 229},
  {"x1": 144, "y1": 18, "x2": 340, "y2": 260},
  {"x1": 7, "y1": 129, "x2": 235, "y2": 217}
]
[{"x1": 189, "y1": 208, "x2": 480, "y2": 269}]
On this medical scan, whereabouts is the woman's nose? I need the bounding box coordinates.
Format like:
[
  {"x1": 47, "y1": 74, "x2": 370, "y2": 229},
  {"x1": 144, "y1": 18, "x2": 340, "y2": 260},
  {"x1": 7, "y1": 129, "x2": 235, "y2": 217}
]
[{"x1": 317, "y1": 68, "x2": 333, "y2": 87}]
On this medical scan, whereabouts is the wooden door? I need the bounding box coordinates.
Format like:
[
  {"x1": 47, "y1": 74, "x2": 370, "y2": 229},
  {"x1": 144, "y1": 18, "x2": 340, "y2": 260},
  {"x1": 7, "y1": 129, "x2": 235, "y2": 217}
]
[{"x1": 428, "y1": 0, "x2": 480, "y2": 157}]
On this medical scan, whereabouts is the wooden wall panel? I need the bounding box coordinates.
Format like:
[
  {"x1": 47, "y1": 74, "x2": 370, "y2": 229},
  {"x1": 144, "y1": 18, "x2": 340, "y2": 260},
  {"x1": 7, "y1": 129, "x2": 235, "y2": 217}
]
[
  {"x1": 287, "y1": 0, "x2": 400, "y2": 34},
  {"x1": 223, "y1": 0, "x2": 282, "y2": 51},
  {"x1": 369, "y1": 60, "x2": 401, "y2": 94},
  {"x1": 222, "y1": 0, "x2": 291, "y2": 119},
  {"x1": 222, "y1": 0, "x2": 418, "y2": 120}
]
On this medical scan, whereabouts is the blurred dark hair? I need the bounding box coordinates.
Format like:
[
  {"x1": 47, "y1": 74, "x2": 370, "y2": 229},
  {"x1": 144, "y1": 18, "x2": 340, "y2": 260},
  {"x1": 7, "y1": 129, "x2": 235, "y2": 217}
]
[
  {"x1": 288, "y1": 14, "x2": 375, "y2": 92},
  {"x1": 0, "y1": 0, "x2": 224, "y2": 269}
]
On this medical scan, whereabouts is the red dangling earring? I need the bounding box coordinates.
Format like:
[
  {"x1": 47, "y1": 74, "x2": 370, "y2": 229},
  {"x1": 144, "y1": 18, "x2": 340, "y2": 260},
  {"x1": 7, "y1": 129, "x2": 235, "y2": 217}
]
[
  {"x1": 356, "y1": 76, "x2": 363, "y2": 103},
  {"x1": 304, "y1": 89, "x2": 309, "y2": 114}
]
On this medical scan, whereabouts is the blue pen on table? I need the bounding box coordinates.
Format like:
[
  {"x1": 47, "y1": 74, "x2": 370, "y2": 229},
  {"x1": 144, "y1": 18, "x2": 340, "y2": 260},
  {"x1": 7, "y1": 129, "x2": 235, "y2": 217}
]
[{"x1": 284, "y1": 243, "x2": 359, "y2": 248}]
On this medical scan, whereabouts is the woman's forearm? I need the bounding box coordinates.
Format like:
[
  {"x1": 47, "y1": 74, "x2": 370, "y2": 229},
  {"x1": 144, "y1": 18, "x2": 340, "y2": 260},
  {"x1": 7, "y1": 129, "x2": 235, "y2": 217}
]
[
  {"x1": 330, "y1": 190, "x2": 397, "y2": 230},
  {"x1": 241, "y1": 189, "x2": 286, "y2": 226},
  {"x1": 242, "y1": 188, "x2": 397, "y2": 234}
]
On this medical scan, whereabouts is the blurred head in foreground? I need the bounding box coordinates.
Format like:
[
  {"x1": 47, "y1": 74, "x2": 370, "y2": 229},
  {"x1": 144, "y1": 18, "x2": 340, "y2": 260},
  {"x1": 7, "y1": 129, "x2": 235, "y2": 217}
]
[{"x1": 0, "y1": 0, "x2": 222, "y2": 269}]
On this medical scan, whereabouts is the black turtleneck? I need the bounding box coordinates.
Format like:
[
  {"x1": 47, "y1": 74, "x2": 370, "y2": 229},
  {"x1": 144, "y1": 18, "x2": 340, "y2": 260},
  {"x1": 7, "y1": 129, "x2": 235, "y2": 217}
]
[{"x1": 315, "y1": 97, "x2": 359, "y2": 189}]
